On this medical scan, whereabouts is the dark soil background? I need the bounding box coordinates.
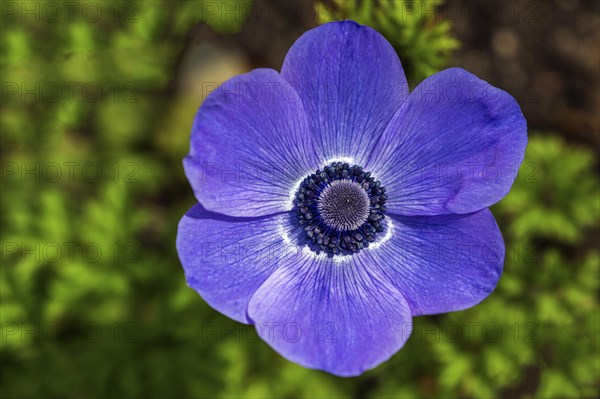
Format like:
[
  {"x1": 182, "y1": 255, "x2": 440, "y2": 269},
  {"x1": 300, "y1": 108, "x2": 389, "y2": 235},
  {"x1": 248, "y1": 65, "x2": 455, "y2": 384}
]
[{"x1": 445, "y1": 0, "x2": 599, "y2": 148}]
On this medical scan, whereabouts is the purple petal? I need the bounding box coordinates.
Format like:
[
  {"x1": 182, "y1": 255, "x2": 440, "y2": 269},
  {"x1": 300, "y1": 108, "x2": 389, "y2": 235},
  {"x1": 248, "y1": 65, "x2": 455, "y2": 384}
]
[
  {"x1": 247, "y1": 246, "x2": 413, "y2": 377},
  {"x1": 281, "y1": 21, "x2": 409, "y2": 165},
  {"x1": 185, "y1": 68, "x2": 318, "y2": 217},
  {"x1": 375, "y1": 209, "x2": 504, "y2": 316},
  {"x1": 366, "y1": 68, "x2": 527, "y2": 216},
  {"x1": 176, "y1": 204, "x2": 293, "y2": 323}
]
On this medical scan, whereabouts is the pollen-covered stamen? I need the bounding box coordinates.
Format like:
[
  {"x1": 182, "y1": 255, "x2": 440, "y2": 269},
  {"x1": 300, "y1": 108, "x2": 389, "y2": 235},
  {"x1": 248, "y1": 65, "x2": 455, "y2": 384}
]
[
  {"x1": 293, "y1": 162, "x2": 388, "y2": 256},
  {"x1": 318, "y1": 180, "x2": 370, "y2": 231}
]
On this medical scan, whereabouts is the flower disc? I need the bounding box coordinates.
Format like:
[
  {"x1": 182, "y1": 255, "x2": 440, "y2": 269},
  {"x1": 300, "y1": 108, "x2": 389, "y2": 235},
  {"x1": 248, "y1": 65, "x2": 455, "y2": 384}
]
[{"x1": 294, "y1": 162, "x2": 388, "y2": 255}]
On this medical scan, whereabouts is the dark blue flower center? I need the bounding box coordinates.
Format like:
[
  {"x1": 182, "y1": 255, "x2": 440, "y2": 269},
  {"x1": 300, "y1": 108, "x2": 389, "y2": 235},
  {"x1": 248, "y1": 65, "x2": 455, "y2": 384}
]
[{"x1": 294, "y1": 162, "x2": 387, "y2": 255}]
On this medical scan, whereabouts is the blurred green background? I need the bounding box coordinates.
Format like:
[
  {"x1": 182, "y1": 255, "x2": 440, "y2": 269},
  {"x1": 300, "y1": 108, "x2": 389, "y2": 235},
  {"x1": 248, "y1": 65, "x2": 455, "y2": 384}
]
[{"x1": 1, "y1": 0, "x2": 599, "y2": 398}]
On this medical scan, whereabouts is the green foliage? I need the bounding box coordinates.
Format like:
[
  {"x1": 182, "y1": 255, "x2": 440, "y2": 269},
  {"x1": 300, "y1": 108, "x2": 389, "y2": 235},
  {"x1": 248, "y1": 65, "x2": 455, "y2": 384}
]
[
  {"x1": 316, "y1": 0, "x2": 460, "y2": 83},
  {"x1": 490, "y1": 135, "x2": 600, "y2": 398},
  {"x1": 1, "y1": 1, "x2": 599, "y2": 398},
  {"x1": 495, "y1": 135, "x2": 600, "y2": 244}
]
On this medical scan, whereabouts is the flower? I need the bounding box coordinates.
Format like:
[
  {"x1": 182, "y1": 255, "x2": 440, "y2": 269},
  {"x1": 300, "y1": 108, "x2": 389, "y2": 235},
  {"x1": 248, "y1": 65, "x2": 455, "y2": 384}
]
[{"x1": 177, "y1": 20, "x2": 527, "y2": 377}]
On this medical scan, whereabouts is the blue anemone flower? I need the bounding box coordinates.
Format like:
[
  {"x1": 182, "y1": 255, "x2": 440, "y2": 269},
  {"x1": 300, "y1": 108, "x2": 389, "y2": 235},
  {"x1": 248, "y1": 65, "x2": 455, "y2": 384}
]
[{"x1": 177, "y1": 20, "x2": 527, "y2": 377}]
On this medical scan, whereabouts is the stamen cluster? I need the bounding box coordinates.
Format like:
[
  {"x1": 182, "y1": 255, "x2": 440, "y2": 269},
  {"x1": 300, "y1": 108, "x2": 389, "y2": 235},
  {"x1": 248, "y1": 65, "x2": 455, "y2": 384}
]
[{"x1": 294, "y1": 162, "x2": 388, "y2": 255}]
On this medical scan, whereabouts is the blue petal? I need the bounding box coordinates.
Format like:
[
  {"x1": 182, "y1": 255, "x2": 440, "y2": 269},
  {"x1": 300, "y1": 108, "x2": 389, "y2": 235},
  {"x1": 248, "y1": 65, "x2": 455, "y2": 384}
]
[
  {"x1": 375, "y1": 209, "x2": 505, "y2": 316},
  {"x1": 247, "y1": 242, "x2": 413, "y2": 377},
  {"x1": 185, "y1": 68, "x2": 319, "y2": 217},
  {"x1": 281, "y1": 21, "x2": 409, "y2": 165},
  {"x1": 176, "y1": 204, "x2": 292, "y2": 323},
  {"x1": 366, "y1": 68, "x2": 527, "y2": 215}
]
